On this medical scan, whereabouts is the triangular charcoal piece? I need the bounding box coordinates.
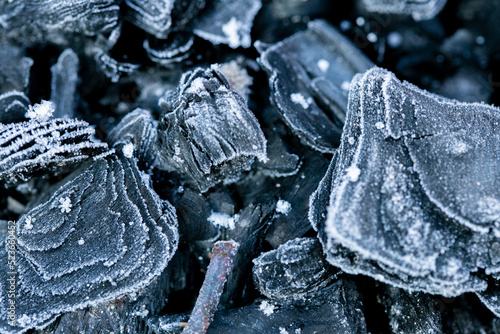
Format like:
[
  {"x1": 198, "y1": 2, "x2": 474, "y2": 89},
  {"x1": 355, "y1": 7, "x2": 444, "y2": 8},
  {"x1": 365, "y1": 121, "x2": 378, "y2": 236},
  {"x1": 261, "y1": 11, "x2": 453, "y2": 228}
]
[
  {"x1": 311, "y1": 67, "x2": 500, "y2": 297},
  {"x1": 258, "y1": 19, "x2": 373, "y2": 153}
]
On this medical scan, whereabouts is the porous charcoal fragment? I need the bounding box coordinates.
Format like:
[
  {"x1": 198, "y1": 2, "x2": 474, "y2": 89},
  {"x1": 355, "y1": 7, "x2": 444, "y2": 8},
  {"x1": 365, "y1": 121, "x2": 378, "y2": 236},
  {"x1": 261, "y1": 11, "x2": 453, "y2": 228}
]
[
  {"x1": 0, "y1": 0, "x2": 120, "y2": 46},
  {"x1": 361, "y1": 0, "x2": 448, "y2": 21},
  {"x1": 107, "y1": 108, "x2": 158, "y2": 167},
  {"x1": 144, "y1": 33, "x2": 194, "y2": 66},
  {"x1": 382, "y1": 286, "x2": 442, "y2": 334},
  {"x1": 124, "y1": 0, "x2": 175, "y2": 39},
  {"x1": 311, "y1": 67, "x2": 500, "y2": 297},
  {"x1": 156, "y1": 66, "x2": 267, "y2": 192},
  {"x1": 257, "y1": 19, "x2": 373, "y2": 152},
  {"x1": 192, "y1": 0, "x2": 262, "y2": 49},
  {"x1": 0, "y1": 44, "x2": 33, "y2": 94},
  {"x1": 253, "y1": 238, "x2": 339, "y2": 305},
  {"x1": 0, "y1": 91, "x2": 30, "y2": 124},
  {"x1": 0, "y1": 115, "x2": 110, "y2": 186},
  {"x1": 0, "y1": 143, "x2": 178, "y2": 332},
  {"x1": 50, "y1": 49, "x2": 79, "y2": 119}
]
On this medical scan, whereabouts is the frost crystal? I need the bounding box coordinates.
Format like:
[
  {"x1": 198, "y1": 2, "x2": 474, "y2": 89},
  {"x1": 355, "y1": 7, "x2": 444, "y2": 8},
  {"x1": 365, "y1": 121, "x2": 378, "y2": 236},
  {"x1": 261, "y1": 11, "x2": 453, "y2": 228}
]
[
  {"x1": 122, "y1": 142, "x2": 134, "y2": 159},
  {"x1": 259, "y1": 300, "x2": 276, "y2": 316},
  {"x1": 25, "y1": 100, "x2": 54, "y2": 122},
  {"x1": 208, "y1": 211, "x2": 239, "y2": 230},
  {"x1": 59, "y1": 197, "x2": 72, "y2": 213},
  {"x1": 276, "y1": 200, "x2": 291, "y2": 215}
]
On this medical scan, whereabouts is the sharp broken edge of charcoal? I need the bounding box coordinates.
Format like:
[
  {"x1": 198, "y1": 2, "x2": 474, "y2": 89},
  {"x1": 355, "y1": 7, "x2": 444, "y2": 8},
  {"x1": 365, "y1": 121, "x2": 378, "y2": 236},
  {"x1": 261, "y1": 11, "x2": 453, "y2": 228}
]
[
  {"x1": 182, "y1": 240, "x2": 239, "y2": 334},
  {"x1": 256, "y1": 19, "x2": 374, "y2": 153}
]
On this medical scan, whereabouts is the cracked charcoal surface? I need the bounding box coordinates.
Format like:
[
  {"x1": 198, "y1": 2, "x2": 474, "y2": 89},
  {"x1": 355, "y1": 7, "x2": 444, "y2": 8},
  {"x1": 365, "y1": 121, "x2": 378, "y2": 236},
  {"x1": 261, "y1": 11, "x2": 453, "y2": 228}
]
[
  {"x1": 0, "y1": 117, "x2": 110, "y2": 187},
  {"x1": 252, "y1": 237, "x2": 340, "y2": 305},
  {"x1": 257, "y1": 19, "x2": 374, "y2": 153},
  {"x1": 0, "y1": 0, "x2": 120, "y2": 46},
  {"x1": 156, "y1": 66, "x2": 267, "y2": 193},
  {"x1": 382, "y1": 286, "x2": 442, "y2": 334},
  {"x1": 311, "y1": 66, "x2": 500, "y2": 297},
  {"x1": 0, "y1": 144, "x2": 178, "y2": 332}
]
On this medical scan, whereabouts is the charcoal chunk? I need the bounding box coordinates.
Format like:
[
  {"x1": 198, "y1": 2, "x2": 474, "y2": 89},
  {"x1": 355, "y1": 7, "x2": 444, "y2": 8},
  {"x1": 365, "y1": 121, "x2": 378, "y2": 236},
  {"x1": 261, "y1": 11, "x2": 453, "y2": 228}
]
[
  {"x1": 0, "y1": 91, "x2": 30, "y2": 124},
  {"x1": 0, "y1": 144, "x2": 178, "y2": 332},
  {"x1": 258, "y1": 20, "x2": 373, "y2": 152},
  {"x1": 0, "y1": 0, "x2": 120, "y2": 45},
  {"x1": 253, "y1": 238, "x2": 339, "y2": 305},
  {"x1": 382, "y1": 286, "x2": 442, "y2": 334},
  {"x1": 192, "y1": 0, "x2": 262, "y2": 49},
  {"x1": 208, "y1": 279, "x2": 367, "y2": 334},
  {"x1": 0, "y1": 113, "x2": 110, "y2": 186},
  {"x1": 361, "y1": 0, "x2": 448, "y2": 21},
  {"x1": 311, "y1": 67, "x2": 500, "y2": 297},
  {"x1": 144, "y1": 33, "x2": 194, "y2": 66},
  {"x1": 156, "y1": 66, "x2": 267, "y2": 192},
  {"x1": 0, "y1": 44, "x2": 33, "y2": 94},
  {"x1": 124, "y1": 0, "x2": 175, "y2": 39},
  {"x1": 50, "y1": 49, "x2": 79, "y2": 119},
  {"x1": 107, "y1": 108, "x2": 158, "y2": 166}
]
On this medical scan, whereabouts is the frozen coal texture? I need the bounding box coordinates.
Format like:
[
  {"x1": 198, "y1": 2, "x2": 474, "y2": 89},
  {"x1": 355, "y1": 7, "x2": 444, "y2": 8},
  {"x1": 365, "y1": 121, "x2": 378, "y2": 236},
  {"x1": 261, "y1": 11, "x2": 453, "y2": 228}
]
[
  {"x1": 310, "y1": 67, "x2": 500, "y2": 297},
  {"x1": 107, "y1": 108, "x2": 158, "y2": 167},
  {"x1": 207, "y1": 279, "x2": 367, "y2": 334},
  {"x1": 361, "y1": 0, "x2": 448, "y2": 21},
  {"x1": 0, "y1": 144, "x2": 178, "y2": 332},
  {"x1": 257, "y1": 19, "x2": 373, "y2": 153},
  {"x1": 253, "y1": 237, "x2": 340, "y2": 305},
  {"x1": 382, "y1": 286, "x2": 442, "y2": 334},
  {"x1": 192, "y1": 0, "x2": 262, "y2": 49},
  {"x1": 0, "y1": 0, "x2": 120, "y2": 46},
  {"x1": 0, "y1": 117, "x2": 110, "y2": 186},
  {"x1": 0, "y1": 91, "x2": 31, "y2": 124},
  {"x1": 156, "y1": 66, "x2": 267, "y2": 192},
  {"x1": 144, "y1": 33, "x2": 194, "y2": 66},
  {"x1": 0, "y1": 44, "x2": 33, "y2": 94},
  {"x1": 124, "y1": 0, "x2": 175, "y2": 39}
]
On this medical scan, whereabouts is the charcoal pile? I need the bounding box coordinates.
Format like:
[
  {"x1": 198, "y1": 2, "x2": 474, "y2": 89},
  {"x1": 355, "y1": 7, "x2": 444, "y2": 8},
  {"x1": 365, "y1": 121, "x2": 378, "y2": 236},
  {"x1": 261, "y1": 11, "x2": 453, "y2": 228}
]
[{"x1": 1, "y1": 0, "x2": 500, "y2": 333}]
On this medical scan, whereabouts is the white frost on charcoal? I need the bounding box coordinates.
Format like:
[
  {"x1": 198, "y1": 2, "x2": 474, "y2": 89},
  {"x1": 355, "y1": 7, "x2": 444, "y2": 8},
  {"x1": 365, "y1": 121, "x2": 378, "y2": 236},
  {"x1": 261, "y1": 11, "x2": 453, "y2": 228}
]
[
  {"x1": 222, "y1": 17, "x2": 242, "y2": 49},
  {"x1": 346, "y1": 165, "x2": 361, "y2": 182},
  {"x1": 259, "y1": 300, "x2": 276, "y2": 316},
  {"x1": 25, "y1": 216, "x2": 34, "y2": 230},
  {"x1": 208, "y1": 211, "x2": 239, "y2": 230},
  {"x1": 279, "y1": 328, "x2": 288, "y2": 334},
  {"x1": 25, "y1": 100, "x2": 54, "y2": 122},
  {"x1": 317, "y1": 59, "x2": 330, "y2": 73},
  {"x1": 290, "y1": 93, "x2": 312, "y2": 109},
  {"x1": 59, "y1": 197, "x2": 72, "y2": 213},
  {"x1": 276, "y1": 199, "x2": 291, "y2": 215},
  {"x1": 122, "y1": 142, "x2": 134, "y2": 158}
]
